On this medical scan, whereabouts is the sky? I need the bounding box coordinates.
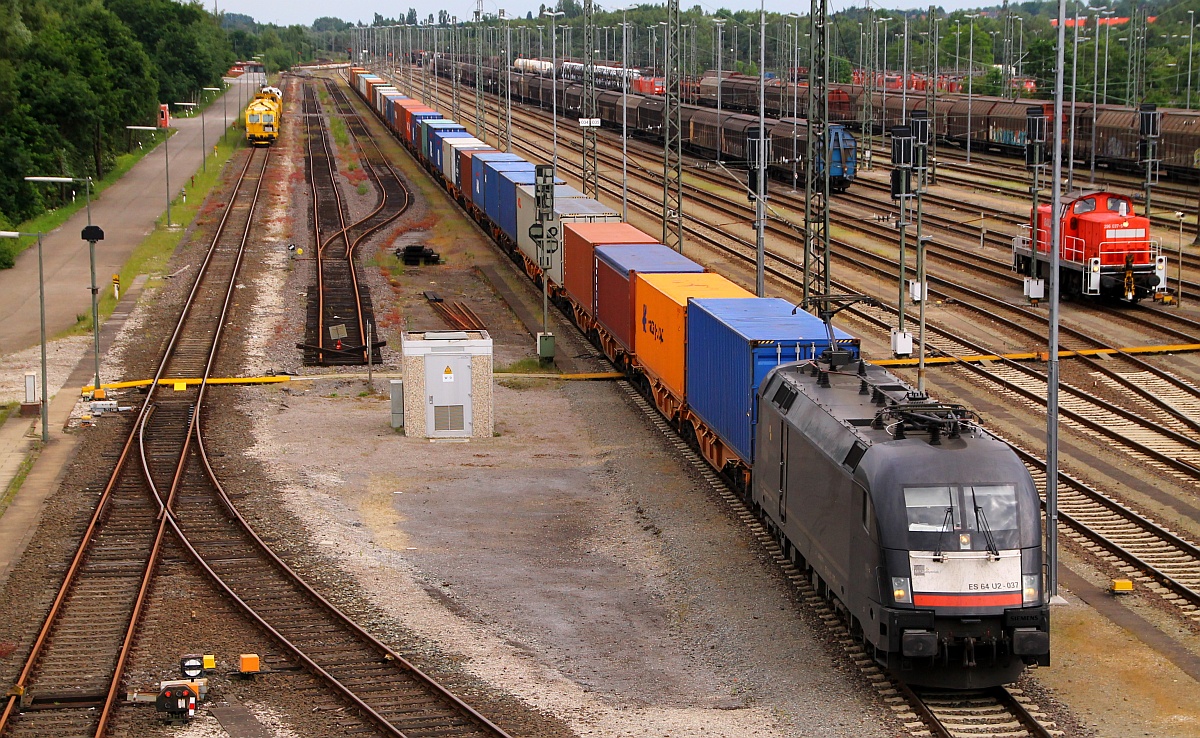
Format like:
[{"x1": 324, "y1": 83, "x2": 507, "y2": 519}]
[{"x1": 219, "y1": 0, "x2": 986, "y2": 30}]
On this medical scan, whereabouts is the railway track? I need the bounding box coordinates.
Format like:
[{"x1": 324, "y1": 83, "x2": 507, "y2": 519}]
[
  {"x1": 616, "y1": 380, "x2": 1060, "y2": 738},
  {"x1": 367, "y1": 67, "x2": 1069, "y2": 735},
  {"x1": 302, "y1": 77, "x2": 409, "y2": 366},
  {"x1": 0, "y1": 146, "x2": 271, "y2": 738},
  {"x1": 400, "y1": 66, "x2": 1200, "y2": 612}
]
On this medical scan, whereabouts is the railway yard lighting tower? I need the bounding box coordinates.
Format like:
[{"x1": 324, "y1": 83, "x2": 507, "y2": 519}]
[
  {"x1": 965, "y1": 14, "x2": 979, "y2": 164},
  {"x1": 0, "y1": 229, "x2": 49, "y2": 442},
  {"x1": 542, "y1": 10, "x2": 566, "y2": 177},
  {"x1": 26, "y1": 175, "x2": 104, "y2": 400},
  {"x1": 1047, "y1": 0, "x2": 1069, "y2": 603}
]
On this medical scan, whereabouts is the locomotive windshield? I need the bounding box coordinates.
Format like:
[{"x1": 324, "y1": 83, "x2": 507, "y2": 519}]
[{"x1": 904, "y1": 485, "x2": 1019, "y2": 550}]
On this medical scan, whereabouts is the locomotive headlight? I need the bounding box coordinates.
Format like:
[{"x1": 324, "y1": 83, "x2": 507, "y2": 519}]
[
  {"x1": 1023, "y1": 574, "x2": 1041, "y2": 604},
  {"x1": 892, "y1": 577, "x2": 912, "y2": 605}
]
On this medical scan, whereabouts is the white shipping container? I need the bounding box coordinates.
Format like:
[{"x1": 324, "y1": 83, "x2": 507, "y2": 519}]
[{"x1": 515, "y1": 184, "x2": 619, "y2": 287}]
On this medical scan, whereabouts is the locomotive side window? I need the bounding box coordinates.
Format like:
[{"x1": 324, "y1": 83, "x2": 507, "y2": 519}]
[
  {"x1": 1072, "y1": 198, "x2": 1096, "y2": 215},
  {"x1": 904, "y1": 486, "x2": 956, "y2": 531}
]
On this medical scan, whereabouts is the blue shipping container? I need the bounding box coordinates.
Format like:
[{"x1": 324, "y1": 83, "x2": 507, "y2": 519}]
[
  {"x1": 430, "y1": 130, "x2": 472, "y2": 174},
  {"x1": 685, "y1": 298, "x2": 859, "y2": 465},
  {"x1": 410, "y1": 112, "x2": 442, "y2": 147},
  {"x1": 426, "y1": 122, "x2": 466, "y2": 163},
  {"x1": 484, "y1": 161, "x2": 535, "y2": 233},
  {"x1": 471, "y1": 153, "x2": 524, "y2": 212}
]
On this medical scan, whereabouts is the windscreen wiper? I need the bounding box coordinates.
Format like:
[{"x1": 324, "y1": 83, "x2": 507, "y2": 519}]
[{"x1": 933, "y1": 506, "x2": 953, "y2": 562}]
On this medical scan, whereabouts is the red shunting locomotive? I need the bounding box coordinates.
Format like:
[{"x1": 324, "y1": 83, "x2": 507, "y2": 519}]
[{"x1": 1012, "y1": 191, "x2": 1166, "y2": 302}]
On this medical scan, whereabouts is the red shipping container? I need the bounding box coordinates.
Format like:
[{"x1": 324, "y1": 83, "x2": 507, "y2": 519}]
[
  {"x1": 562, "y1": 223, "x2": 660, "y2": 316},
  {"x1": 458, "y1": 148, "x2": 498, "y2": 205},
  {"x1": 594, "y1": 244, "x2": 705, "y2": 355}
]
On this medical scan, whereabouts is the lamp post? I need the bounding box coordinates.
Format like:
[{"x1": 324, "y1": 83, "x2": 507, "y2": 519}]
[
  {"x1": 0, "y1": 230, "x2": 49, "y2": 442},
  {"x1": 542, "y1": 10, "x2": 566, "y2": 178},
  {"x1": 621, "y1": 11, "x2": 631, "y2": 219},
  {"x1": 127, "y1": 124, "x2": 172, "y2": 227},
  {"x1": 205, "y1": 86, "x2": 224, "y2": 143},
  {"x1": 1067, "y1": 17, "x2": 1086, "y2": 192},
  {"x1": 1016, "y1": 17, "x2": 1024, "y2": 78},
  {"x1": 713, "y1": 18, "x2": 725, "y2": 165},
  {"x1": 26, "y1": 176, "x2": 104, "y2": 400},
  {"x1": 966, "y1": 14, "x2": 979, "y2": 164},
  {"x1": 1189, "y1": 12, "x2": 1196, "y2": 109},
  {"x1": 175, "y1": 100, "x2": 201, "y2": 173},
  {"x1": 787, "y1": 12, "x2": 801, "y2": 191}
]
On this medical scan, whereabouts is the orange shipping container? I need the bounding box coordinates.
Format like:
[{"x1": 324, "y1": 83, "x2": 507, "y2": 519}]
[
  {"x1": 632, "y1": 272, "x2": 752, "y2": 400},
  {"x1": 563, "y1": 222, "x2": 660, "y2": 315}
]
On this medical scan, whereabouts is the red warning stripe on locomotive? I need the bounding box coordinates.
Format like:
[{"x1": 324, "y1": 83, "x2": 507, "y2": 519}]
[{"x1": 913, "y1": 592, "x2": 1023, "y2": 607}]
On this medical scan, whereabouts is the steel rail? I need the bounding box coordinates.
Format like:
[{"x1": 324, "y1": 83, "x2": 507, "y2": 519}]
[
  {"x1": 0, "y1": 147, "x2": 268, "y2": 737},
  {"x1": 305, "y1": 83, "x2": 351, "y2": 365}
]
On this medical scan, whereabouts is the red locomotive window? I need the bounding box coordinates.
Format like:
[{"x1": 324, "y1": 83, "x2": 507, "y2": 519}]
[{"x1": 1072, "y1": 198, "x2": 1096, "y2": 215}]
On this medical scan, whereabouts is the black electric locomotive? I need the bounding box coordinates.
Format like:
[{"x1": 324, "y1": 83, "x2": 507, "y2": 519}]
[{"x1": 753, "y1": 353, "x2": 1050, "y2": 688}]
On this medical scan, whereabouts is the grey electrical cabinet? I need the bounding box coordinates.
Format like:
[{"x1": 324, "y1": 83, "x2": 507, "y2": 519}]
[{"x1": 401, "y1": 330, "x2": 493, "y2": 438}]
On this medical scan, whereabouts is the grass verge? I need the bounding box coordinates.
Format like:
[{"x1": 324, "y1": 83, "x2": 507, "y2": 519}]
[
  {"x1": 0, "y1": 447, "x2": 38, "y2": 521},
  {"x1": 0, "y1": 402, "x2": 16, "y2": 430},
  {"x1": 495, "y1": 357, "x2": 561, "y2": 374},
  {"x1": 54, "y1": 132, "x2": 247, "y2": 340}
]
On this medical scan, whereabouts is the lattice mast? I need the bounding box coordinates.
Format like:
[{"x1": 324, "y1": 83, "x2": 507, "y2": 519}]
[
  {"x1": 475, "y1": 2, "x2": 486, "y2": 142},
  {"x1": 452, "y1": 17, "x2": 461, "y2": 120},
  {"x1": 662, "y1": 0, "x2": 683, "y2": 251},
  {"x1": 581, "y1": 0, "x2": 599, "y2": 196},
  {"x1": 802, "y1": 0, "x2": 831, "y2": 309}
]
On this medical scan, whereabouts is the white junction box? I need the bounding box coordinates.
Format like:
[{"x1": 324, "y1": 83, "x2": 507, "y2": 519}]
[
  {"x1": 1024, "y1": 277, "x2": 1045, "y2": 301},
  {"x1": 401, "y1": 331, "x2": 493, "y2": 438},
  {"x1": 908, "y1": 279, "x2": 927, "y2": 303},
  {"x1": 891, "y1": 329, "x2": 913, "y2": 357}
]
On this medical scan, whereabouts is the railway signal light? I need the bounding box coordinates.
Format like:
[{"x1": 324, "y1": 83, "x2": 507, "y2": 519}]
[
  {"x1": 889, "y1": 168, "x2": 911, "y2": 200},
  {"x1": 890, "y1": 125, "x2": 913, "y2": 167},
  {"x1": 156, "y1": 683, "x2": 196, "y2": 722}
]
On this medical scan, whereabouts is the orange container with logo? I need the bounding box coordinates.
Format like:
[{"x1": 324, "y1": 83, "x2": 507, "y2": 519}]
[{"x1": 632, "y1": 272, "x2": 752, "y2": 400}]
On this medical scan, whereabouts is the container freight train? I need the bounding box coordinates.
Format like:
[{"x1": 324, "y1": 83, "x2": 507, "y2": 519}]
[
  {"x1": 245, "y1": 86, "x2": 283, "y2": 145},
  {"x1": 429, "y1": 57, "x2": 858, "y2": 192},
  {"x1": 1013, "y1": 190, "x2": 1166, "y2": 302},
  {"x1": 347, "y1": 67, "x2": 1050, "y2": 688}
]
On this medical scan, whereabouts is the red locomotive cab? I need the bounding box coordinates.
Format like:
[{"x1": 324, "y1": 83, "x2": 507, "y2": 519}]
[{"x1": 1061, "y1": 193, "x2": 1151, "y2": 267}]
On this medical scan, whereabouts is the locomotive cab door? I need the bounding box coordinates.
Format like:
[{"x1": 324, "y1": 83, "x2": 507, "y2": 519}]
[{"x1": 777, "y1": 419, "x2": 788, "y2": 523}]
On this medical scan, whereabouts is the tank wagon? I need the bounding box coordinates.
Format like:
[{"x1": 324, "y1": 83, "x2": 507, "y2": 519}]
[
  {"x1": 346, "y1": 67, "x2": 1048, "y2": 688},
  {"x1": 1012, "y1": 190, "x2": 1166, "y2": 301},
  {"x1": 828, "y1": 84, "x2": 1200, "y2": 180}
]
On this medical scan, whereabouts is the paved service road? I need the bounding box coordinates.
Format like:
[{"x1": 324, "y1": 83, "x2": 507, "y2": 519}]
[{"x1": 0, "y1": 76, "x2": 259, "y2": 354}]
